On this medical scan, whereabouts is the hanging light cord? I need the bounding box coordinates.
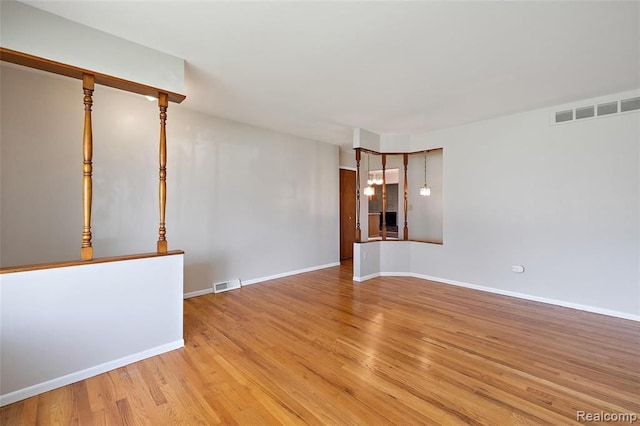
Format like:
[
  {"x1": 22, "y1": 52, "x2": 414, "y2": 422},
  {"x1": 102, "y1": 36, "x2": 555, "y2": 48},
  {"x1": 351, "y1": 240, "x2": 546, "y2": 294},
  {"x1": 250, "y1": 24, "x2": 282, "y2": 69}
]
[{"x1": 424, "y1": 152, "x2": 427, "y2": 185}]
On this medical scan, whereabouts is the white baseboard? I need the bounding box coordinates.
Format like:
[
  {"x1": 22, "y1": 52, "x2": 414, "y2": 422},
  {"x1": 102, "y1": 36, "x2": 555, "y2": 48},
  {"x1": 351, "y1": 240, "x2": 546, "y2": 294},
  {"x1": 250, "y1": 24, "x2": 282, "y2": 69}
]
[
  {"x1": 380, "y1": 272, "x2": 409, "y2": 277},
  {"x1": 242, "y1": 262, "x2": 341, "y2": 286},
  {"x1": 185, "y1": 262, "x2": 342, "y2": 296},
  {"x1": 353, "y1": 273, "x2": 380, "y2": 282},
  {"x1": 0, "y1": 340, "x2": 184, "y2": 407},
  {"x1": 413, "y1": 273, "x2": 640, "y2": 322},
  {"x1": 361, "y1": 271, "x2": 640, "y2": 322},
  {"x1": 354, "y1": 272, "x2": 404, "y2": 281},
  {"x1": 183, "y1": 288, "x2": 213, "y2": 299}
]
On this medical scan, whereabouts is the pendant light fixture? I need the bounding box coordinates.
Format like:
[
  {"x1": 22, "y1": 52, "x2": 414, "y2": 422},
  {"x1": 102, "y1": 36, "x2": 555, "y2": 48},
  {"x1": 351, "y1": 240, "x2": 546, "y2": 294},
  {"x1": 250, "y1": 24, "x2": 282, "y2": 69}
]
[
  {"x1": 374, "y1": 171, "x2": 383, "y2": 186},
  {"x1": 419, "y1": 151, "x2": 431, "y2": 197},
  {"x1": 364, "y1": 153, "x2": 375, "y2": 197}
]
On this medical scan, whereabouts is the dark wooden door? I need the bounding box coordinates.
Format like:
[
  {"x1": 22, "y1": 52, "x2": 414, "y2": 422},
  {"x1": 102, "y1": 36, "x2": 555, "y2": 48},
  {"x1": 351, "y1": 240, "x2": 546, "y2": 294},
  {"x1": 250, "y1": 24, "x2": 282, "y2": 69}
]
[{"x1": 340, "y1": 169, "x2": 356, "y2": 260}]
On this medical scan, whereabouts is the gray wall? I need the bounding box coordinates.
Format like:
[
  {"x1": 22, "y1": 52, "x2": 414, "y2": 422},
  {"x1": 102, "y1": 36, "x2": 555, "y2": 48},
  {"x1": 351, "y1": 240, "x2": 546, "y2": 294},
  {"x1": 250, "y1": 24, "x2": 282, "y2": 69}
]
[{"x1": 0, "y1": 64, "x2": 340, "y2": 294}]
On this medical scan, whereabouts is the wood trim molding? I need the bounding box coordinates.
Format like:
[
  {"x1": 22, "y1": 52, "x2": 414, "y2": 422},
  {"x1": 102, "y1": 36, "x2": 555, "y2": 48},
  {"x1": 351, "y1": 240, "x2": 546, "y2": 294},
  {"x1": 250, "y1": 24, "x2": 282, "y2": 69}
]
[
  {"x1": 0, "y1": 47, "x2": 186, "y2": 103},
  {"x1": 355, "y1": 147, "x2": 440, "y2": 156},
  {"x1": 356, "y1": 239, "x2": 443, "y2": 245},
  {"x1": 0, "y1": 250, "x2": 185, "y2": 275}
]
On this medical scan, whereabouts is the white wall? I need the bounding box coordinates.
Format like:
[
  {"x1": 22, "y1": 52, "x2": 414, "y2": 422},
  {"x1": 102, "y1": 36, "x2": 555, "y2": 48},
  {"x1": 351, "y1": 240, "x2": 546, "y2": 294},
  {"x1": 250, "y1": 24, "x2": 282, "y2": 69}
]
[
  {"x1": 0, "y1": 64, "x2": 340, "y2": 294},
  {"x1": 0, "y1": 253, "x2": 184, "y2": 405},
  {"x1": 380, "y1": 241, "x2": 410, "y2": 273},
  {"x1": 1, "y1": 1, "x2": 185, "y2": 94},
  {"x1": 353, "y1": 128, "x2": 380, "y2": 151},
  {"x1": 355, "y1": 90, "x2": 640, "y2": 318},
  {"x1": 353, "y1": 242, "x2": 379, "y2": 281},
  {"x1": 339, "y1": 148, "x2": 356, "y2": 169},
  {"x1": 380, "y1": 134, "x2": 411, "y2": 152}
]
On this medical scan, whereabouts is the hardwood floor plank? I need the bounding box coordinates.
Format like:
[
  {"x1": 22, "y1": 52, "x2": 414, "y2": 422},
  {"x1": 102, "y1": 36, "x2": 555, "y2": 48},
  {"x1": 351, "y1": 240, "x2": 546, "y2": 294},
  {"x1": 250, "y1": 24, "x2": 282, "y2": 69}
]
[
  {"x1": 69, "y1": 382, "x2": 93, "y2": 425},
  {"x1": 0, "y1": 399, "x2": 26, "y2": 426},
  {"x1": 34, "y1": 391, "x2": 52, "y2": 425},
  {"x1": 1, "y1": 262, "x2": 638, "y2": 424}
]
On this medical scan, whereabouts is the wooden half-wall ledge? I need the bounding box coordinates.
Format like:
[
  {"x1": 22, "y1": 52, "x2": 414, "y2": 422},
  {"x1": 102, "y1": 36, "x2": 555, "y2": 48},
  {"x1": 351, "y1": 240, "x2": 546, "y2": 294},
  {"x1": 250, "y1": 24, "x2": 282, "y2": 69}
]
[
  {"x1": 357, "y1": 239, "x2": 443, "y2": 245},
  {"x1": 0, "y1": 251, "x2": 185, "y2": 275}
]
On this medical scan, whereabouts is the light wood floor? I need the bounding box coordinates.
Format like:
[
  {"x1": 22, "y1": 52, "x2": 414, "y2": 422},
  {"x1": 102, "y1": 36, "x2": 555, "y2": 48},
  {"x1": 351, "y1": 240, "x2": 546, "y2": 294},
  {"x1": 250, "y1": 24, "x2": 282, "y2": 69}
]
[{"x1": 2, "y1": 261, "x2": 639, "y2": 425}]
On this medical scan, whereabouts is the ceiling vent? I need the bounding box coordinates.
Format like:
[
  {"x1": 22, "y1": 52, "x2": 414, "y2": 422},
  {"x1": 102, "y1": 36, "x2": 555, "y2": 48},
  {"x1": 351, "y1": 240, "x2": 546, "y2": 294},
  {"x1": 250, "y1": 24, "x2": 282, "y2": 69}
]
[{"x1": 553, "y1": 94, "x2": 640, "y2": 125}]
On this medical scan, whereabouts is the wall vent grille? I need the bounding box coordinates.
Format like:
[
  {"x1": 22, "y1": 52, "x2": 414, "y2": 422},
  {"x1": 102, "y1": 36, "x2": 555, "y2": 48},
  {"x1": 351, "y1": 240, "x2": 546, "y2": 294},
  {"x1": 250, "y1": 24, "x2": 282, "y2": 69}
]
[
  {"x1": 575, "y1": 106, "x2": 594, "y2": 120},
  {"x1": 555, "y1": 110, "x2": 573, "y2": 123},
  {"x1": 553, "y1": 94, "x2": 639, "y2": 125},
  {"x1": 621, "y1": 96, "x2": 640, "y2": 113},
  {"x1": 597, "y1": 101, "x2": 617, "y2": 116},
  {"x1": 213, "y1": 279, "x2": 241, "y2": 294}
]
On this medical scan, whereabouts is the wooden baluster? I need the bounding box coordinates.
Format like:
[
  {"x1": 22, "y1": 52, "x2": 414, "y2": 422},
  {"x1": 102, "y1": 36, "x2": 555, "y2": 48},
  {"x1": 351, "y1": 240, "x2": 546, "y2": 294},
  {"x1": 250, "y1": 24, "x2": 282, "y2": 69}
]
[
  {"x1": 381, "y1": 154, "x2": 387, "y2": 240},
  {"x1": 355, "y1": 149, "x2": 362, "y2": 243},
  {"x1": 80, "y1": 74, "x2": 95, "y2": 260},
  {"x1": 157, "y1": 93, "x2": 169, "y2": 254},
  {"x1": 403, "y1": 153, "x2": 409, "y2": 240}
]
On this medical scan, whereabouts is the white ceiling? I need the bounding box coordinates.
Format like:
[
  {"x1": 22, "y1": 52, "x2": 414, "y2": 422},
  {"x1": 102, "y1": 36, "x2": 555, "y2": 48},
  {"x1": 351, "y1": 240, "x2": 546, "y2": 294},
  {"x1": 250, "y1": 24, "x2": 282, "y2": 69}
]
[{"x1": 25, "y1": 1, "x2": 640, "y2": 148}]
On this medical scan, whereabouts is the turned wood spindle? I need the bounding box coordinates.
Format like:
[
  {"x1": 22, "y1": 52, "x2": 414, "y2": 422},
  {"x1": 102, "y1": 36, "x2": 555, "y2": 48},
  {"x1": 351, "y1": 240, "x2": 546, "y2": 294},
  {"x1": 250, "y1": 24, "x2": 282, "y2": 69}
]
[
  {"x1": 355, "y1": 148, "x2": 362, "y2": 243},
  {"x1": 381, "y1": 154, "x2": 387, "y2": 240},
  {"x1": 403, "y1": 153, "x2": 409, "y2": 240},
  {"x1": 157, "y1": 93, "x2": 169, "y2": 254},
  {"x1": 81, "y1": 74, "x2": 95, "y2": 261}
]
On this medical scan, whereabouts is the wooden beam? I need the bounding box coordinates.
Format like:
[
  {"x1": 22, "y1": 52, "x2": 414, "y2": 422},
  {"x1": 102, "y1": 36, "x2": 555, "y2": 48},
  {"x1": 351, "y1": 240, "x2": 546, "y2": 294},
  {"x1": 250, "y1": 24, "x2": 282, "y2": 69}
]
[
  {"x1": 354, "y1": 147, "x2": 439, "y2": 156},
  {"x1": 0, "y1": 47, "x2": 186, "y2": 104}
]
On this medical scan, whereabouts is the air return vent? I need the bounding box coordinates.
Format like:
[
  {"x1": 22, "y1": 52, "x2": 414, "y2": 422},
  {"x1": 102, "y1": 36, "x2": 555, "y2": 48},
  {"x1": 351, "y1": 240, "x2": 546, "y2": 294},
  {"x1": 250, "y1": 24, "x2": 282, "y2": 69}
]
[
  {"x1": 575, "y1": 106, "x2": 594, "y2": 120},
  {"x1": 553, "y1": 93, "x2": 639, "y2": 125},
  {"x1": 213, "y1": 278, "x2": 241, "y2": 294},
  {"x1": 555, "y1": 110, "x2": 573, "y2": 123},
  {"x1": 597, "y1": 101, "x2": 617, "y2": 116},
  {"x1": 621, "y1": 96, "x2": 640, "y2": 113}
]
